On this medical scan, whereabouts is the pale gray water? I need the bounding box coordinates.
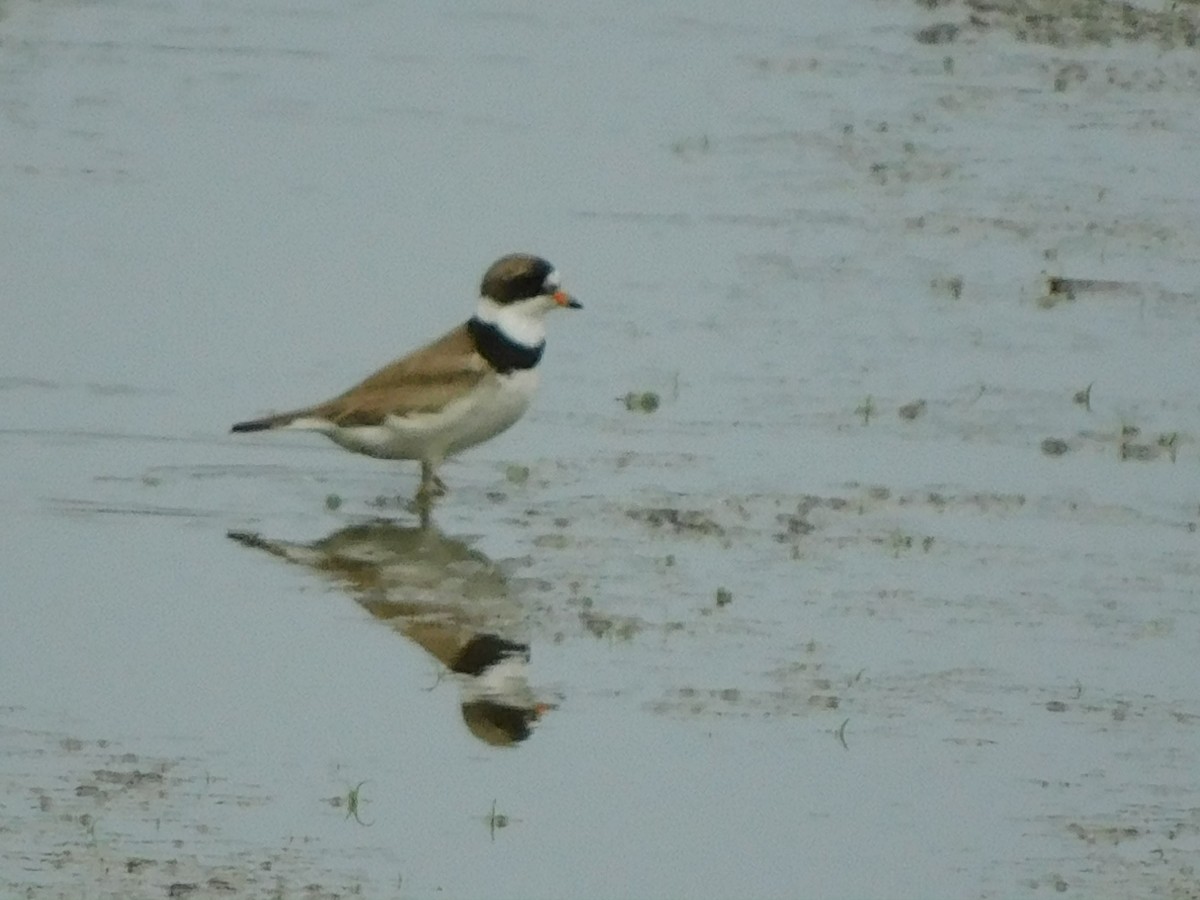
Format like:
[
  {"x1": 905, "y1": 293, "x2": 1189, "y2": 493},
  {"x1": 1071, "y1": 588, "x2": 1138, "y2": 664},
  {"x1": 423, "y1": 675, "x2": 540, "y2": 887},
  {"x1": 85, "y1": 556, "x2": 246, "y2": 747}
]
[{"x1": 2, "y1": 0, "x2": 1200, "y2": 897}]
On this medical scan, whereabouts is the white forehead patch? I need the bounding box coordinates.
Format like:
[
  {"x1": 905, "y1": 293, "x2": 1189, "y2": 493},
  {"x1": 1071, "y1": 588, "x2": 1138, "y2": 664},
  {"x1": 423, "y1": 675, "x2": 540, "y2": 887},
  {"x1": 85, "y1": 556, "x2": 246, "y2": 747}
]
[{"x1": 542, "y1": 269, "x2": 561, "y2": 293}]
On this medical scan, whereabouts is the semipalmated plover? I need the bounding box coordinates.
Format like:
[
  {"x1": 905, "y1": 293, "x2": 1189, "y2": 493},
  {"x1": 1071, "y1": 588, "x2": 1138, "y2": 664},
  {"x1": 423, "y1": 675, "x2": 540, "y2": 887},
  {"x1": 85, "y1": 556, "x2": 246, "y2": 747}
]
[{"x1": 231, "y1": 253, "x2": 580, "y2": 505}]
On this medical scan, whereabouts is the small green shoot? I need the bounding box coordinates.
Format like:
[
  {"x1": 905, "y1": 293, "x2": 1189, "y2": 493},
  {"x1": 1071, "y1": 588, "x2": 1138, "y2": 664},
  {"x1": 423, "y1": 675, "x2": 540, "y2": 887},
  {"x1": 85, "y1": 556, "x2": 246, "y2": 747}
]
[
  {"x1": 835, "y1": 718, "x2": 850, "y2": 750},
  {"x1": 1158, "y1": 432, "x2": 1179, "y2": 462},
  {"x1": 487, "y1": 799, "x2": 512, "y2": 841},
  {"x1": 345, "y1": 781, "x2": 372, "y2": 826},
  {"x1": 1072, "y1": 382, "x2": 1093, "y2": 411},
  {"x1": 888, "y1": 530, "x2": 913, "y2": 556},
  {"x1": 856, "y1": 395, "x2": 875, "y2": 425},
  {"x1": 622, "y1": 391, "x2": 661, "y2": 413}
]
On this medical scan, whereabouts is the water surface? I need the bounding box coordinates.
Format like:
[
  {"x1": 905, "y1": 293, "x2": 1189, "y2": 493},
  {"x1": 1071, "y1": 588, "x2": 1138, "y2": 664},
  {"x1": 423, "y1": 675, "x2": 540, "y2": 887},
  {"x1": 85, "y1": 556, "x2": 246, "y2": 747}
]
[{"x1": 2, "y1": 0, "x2": 1199, "y2": 897}]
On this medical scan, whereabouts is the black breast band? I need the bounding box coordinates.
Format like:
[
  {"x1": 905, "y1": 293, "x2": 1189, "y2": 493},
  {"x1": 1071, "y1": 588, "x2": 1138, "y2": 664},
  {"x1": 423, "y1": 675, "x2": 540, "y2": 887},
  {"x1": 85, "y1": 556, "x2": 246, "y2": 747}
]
[{"x1": 467, "y1": 318, "x2": 544, "y2": 374}]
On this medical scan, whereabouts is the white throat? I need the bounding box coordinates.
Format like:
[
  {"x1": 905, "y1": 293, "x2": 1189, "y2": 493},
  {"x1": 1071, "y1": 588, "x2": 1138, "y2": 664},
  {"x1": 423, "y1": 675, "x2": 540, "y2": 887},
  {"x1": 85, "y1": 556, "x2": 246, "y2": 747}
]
[{"x1": 474, "y1": 296, "x2": 548, "y2": 348}]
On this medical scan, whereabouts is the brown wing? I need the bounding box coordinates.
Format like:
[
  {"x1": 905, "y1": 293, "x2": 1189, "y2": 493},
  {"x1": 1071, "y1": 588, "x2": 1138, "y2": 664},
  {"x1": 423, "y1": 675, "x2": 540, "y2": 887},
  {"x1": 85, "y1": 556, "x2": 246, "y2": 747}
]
[{"x1": 306, "y1": 324, "x2": 489, "y2": 427}]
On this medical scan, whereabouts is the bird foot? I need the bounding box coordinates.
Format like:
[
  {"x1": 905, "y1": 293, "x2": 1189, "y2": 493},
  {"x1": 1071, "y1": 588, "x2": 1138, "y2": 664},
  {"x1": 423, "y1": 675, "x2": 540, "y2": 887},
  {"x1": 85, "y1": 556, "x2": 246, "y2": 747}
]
[
  {"x1": 415, "y1": 475, "x2": 447, "y2": 501},
  {"x1": 415, "y1": 461, "x2": 448, "y2": 501},
  {"x1": 410, "y1": 467, "x2": 447, "y2": 523}
]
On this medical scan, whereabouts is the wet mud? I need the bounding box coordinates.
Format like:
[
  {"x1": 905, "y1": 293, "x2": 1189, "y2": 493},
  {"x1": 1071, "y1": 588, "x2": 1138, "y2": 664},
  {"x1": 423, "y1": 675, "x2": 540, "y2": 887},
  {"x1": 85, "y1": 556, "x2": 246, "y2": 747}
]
[{"x1": 2, "y1": 0, "x2": 1199, "y2": 896}]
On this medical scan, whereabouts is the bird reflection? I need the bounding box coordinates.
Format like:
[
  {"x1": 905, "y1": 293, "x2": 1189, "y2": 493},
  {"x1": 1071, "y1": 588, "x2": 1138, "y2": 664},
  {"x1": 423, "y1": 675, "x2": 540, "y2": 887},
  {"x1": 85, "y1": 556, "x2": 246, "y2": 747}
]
[{"x1": 227, "y1": 520, "x2": 552, "y2": 746}]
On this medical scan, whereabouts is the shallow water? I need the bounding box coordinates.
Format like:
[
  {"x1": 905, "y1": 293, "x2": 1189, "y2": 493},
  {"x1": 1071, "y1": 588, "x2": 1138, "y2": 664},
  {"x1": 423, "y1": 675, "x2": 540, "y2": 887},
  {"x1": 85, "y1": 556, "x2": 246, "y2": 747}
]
[{"x1": 2, "y1": 0, "x2": 1200, "y2": 897}]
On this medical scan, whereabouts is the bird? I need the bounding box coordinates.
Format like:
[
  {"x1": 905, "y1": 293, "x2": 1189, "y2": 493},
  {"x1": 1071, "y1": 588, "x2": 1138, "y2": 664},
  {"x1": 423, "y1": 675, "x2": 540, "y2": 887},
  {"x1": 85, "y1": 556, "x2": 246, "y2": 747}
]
[{"x1": 231, "y1": 253, "x2": 581, "y2": 508}]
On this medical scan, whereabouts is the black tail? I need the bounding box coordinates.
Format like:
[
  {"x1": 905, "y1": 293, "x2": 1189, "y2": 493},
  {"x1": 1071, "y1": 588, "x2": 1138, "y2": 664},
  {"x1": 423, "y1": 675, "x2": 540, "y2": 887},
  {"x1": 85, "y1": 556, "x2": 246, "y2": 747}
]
[{"x1": 231, "y1": 412, "x2": 293, "y2": 433}]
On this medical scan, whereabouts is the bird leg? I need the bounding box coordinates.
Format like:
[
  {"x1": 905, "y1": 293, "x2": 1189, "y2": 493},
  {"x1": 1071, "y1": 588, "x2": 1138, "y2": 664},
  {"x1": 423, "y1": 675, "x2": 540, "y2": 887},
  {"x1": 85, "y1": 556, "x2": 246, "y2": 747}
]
[
  {"x1": 411, "y1": 462, "x2": 442, "y2": 528},
  {"x1": 416, "y1": 460, "x2": 448, "y2": 503}
]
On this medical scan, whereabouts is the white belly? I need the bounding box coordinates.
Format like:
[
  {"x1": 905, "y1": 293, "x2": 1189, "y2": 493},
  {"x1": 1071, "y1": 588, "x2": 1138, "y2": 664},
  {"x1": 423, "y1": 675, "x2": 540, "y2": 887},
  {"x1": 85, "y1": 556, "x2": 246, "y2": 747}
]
[{"x1": 295, "y1": 370, "x2": 538, "y2": 463}]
